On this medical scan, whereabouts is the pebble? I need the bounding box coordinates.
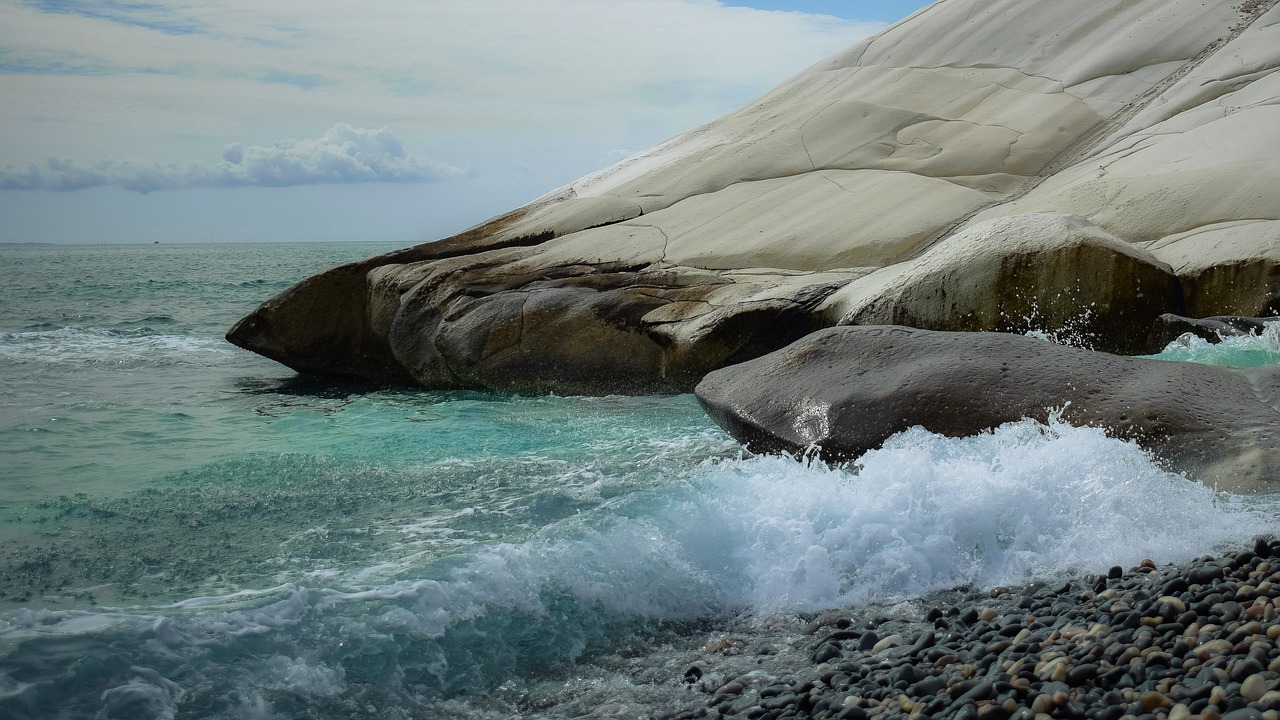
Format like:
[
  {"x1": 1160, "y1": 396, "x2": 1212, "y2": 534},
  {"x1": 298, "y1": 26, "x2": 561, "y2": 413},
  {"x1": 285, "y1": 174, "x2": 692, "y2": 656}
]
[
  {"x1": 872, "y1": 635, "x2": 904, "y2": 653},
  {"x1": 1243, "y1": 674, "x2": 1273, "y2": 701},
  {"x1": 674, "y1": 537, "x2": 1280, "y2": 720}
]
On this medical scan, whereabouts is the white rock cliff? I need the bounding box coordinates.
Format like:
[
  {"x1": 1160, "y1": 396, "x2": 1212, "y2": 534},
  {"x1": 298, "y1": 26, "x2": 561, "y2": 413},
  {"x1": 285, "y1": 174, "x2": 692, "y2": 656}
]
[{"x1": 229, "y1": 0, "x2": 1280, "y2": 393}]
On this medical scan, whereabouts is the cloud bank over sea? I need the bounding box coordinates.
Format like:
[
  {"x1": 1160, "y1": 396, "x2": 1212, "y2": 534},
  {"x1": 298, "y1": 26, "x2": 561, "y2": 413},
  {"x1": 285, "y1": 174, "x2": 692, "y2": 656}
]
[{"x1": 0, "y1": 124, "x2": 462, "y2": 193}]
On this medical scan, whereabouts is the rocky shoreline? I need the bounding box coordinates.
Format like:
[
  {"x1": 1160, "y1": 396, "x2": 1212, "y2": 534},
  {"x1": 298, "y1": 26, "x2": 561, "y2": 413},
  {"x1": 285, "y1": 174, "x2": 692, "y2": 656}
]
[
  {"x1": 212, "y1": 0, "x2": 1280, "y2": 709},
  {"x1": 654, "y1": 537, "x2": 1280, "y2": 720},
  {"x1": 225, "y1": 0, "x2": 1280, "y2": 395}
]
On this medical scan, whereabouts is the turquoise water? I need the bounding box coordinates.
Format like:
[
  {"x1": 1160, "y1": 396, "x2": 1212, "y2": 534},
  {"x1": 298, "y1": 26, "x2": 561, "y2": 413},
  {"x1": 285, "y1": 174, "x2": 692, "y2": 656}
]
[
  {"x1": 1150, "y1": 324, "x2": 1280, "y2": 368},
  {"x1": 1, "y1": 242, "x2": 1277, "y2": 719}
]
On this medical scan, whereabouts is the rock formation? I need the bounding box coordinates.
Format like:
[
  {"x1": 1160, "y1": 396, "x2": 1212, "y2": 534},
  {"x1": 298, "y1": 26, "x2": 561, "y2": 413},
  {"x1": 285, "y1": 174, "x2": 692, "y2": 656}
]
[
  {"x1": 694, "y1": 326, "x2": 1280, "y2": 493},
  {"x1": 229, "y1": 0, "x2": 1280, "y2": 392}
]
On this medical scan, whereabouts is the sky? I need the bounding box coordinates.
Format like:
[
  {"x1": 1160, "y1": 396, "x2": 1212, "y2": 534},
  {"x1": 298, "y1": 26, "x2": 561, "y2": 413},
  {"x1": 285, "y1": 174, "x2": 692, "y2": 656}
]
[{"x1": 0, "y1": 0, "x2": 935, "y2": 244}]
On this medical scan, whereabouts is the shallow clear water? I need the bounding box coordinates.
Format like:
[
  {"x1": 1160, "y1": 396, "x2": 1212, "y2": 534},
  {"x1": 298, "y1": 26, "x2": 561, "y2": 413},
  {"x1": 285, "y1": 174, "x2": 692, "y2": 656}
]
[
  {"x1": 1, "y1": 243, "x2": 1277, "y2": 719},
  {"x1": 1147, "y1": 323, "x2": 1280, "y2": 368}
]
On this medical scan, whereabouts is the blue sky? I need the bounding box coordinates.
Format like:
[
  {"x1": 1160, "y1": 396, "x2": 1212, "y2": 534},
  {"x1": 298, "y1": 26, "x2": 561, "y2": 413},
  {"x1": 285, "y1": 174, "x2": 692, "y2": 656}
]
[{"x1": 0, "y1": 1, "x2": 934, "y2": 244}]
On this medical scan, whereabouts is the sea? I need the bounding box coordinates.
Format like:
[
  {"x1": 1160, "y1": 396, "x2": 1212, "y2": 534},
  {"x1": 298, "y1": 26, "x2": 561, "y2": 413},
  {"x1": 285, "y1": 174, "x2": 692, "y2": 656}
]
[{"x1": 2, "y1": 241, "x2": 1279, "y2": 720}]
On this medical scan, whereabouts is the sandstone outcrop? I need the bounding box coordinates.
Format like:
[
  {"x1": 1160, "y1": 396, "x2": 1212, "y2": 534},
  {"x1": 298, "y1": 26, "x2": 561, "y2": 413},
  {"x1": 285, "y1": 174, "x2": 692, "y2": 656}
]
[
  {"x1": 229, "y1": 0, "x2": 1280, "y2": 391},
  {"x1": 694, "y1": 326, "x2": 1280, "y2": 493},
  {"x1": 819, "y1": 213, "x2": 1183, "y2": 354}
]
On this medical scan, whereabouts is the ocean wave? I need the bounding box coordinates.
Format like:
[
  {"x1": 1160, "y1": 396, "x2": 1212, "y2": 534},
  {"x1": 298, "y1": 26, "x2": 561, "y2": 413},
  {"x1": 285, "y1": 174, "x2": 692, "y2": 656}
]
[
  {"x1": 691, "y1": 416, "x2": 1272, "y2": 611},
  {"x1": 370, "y1": 415, "x2": 1267, "y2": 623},
  {"x1": 0, "y1": 326, "x2": 229, "y2": 367},
  {"x1": 2, "y1": 417, "x2": 1273, "y2": 718},
  {"x1": 115, "y1": 314, "x2": 178, "y2": 328}
]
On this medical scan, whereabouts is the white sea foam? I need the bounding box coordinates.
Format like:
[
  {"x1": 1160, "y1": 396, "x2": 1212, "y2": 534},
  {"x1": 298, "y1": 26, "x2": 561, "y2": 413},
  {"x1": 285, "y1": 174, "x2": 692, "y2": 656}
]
[
  {"x1": 313, "y1": 416, "x2": 1276, "y2": 626},
  {"x1": 688, "y1": 417, "x2": 1269, "y2": 612},
  {"x1": 0, "y1": 326, "x2": 228, "y2": 366},
  {"x1": 1152, "y1": 325, "x2": 1280, "y2": 368},
  {"x1": 256, "y1": 656, "x2": 345, "y2": 701},
  {"x1": 96, "y1": 668, "x2": 182, "y2": 720}
]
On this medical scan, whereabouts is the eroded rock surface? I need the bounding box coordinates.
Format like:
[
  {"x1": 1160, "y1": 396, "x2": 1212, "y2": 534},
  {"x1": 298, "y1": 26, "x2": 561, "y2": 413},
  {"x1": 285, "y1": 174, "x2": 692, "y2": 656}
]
[
  {"x1": 229, "y1": 0, "x2": 1280, "y2": 391},
  {"x1": 694, "y1": 326, "x2": 1280, "y2": 493},
  {"x1": 820, "y1": 213, "x2": 1184, "y2": 354}
]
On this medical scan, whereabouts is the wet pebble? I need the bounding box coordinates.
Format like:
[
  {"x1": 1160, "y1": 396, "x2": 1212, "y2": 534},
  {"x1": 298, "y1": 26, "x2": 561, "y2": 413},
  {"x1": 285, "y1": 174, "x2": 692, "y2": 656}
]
[{"x1": 679, "y1": 536, "x2": 1280, "y2": 720}]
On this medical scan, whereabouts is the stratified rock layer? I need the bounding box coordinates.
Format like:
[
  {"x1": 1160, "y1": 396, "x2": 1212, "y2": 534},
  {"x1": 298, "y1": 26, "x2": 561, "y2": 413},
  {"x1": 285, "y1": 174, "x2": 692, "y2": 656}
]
[
  {"x1": 229, "y1": 0, "x2": 1280, "y2": 392},
  {"x1": 694, "y1": 326, "x2": 1280, "y2": 493}
]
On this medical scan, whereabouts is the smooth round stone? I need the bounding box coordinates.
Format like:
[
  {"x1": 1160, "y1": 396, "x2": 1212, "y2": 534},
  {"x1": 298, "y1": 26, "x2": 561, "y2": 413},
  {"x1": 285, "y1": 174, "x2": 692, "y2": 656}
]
[
  {"x1": 1190, "y1": 565, "x2": 1224, "y2": 584},
  {"x1": 715, "y1": 681, "x2": 745, "y2": 697},
  {"x1": 1233, "y1": 658, "x2": 1267, "y2": 683},
  {"x1": 1141, "y1": 691, "x2": 1173, "y2": 711},
  {"x1": 1069, "y1": 664, "x2": 1100, "y2": 685},
  {"x1": 858, "y1": 632, "x2": 880, "y2": 651},
  {"x1": 1200, "y1": 639, "x2": 1235, "y2": 655},
  {"x1": 896, "y1": 664, "x2": 923, "y2": 685},
  {"x1": 988, "y1": 640, "x2": 1013, "y2": 655},
  {"x1": 836, "y1": 705, "x2": 868, "y2": 720},
  {"x1": 872, "y1": 635, "x2": 905, "y2": 653},
  {"x1": 1242, "y1": 674, "x2": 1274, "y2": 701},
  {"x1": 911, "y1": 677, "x2": 947, "y2": 697},
  {"x1": 762, "y1": 692, "x2": 798, "y2": 710},
  {"x1": 814, "y1": 643, "x2": 841, "y2": 663}
]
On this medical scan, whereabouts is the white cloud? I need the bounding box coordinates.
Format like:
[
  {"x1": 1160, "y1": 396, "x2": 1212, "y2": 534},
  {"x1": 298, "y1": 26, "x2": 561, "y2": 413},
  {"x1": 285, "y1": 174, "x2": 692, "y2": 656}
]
[
  {"x1": 0, "y1": 1, "x2": 884, "y2": 163},
  {"x1": 0, "y1": 124, "x2": 463, "y2": 193},
  {"x1": 0, "y1": 1, "x2": 894, "y2": 241}
]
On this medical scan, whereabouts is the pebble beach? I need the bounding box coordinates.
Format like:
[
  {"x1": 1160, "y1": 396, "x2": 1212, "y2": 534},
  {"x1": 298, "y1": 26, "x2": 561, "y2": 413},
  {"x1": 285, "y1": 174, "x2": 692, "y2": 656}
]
[{"x1": 655, "y1": 536, "x2": 1280, "y2": 720}]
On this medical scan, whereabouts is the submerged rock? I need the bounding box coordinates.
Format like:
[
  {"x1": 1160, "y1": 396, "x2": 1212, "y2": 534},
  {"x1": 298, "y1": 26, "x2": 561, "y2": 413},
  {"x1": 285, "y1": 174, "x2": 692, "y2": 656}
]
[
  {"x1": 229, "y1": 0, "x2": 1280, "y2": 390},
  {"x1": 694, "y1": 326, "x2": 1280, "y2": 493}
]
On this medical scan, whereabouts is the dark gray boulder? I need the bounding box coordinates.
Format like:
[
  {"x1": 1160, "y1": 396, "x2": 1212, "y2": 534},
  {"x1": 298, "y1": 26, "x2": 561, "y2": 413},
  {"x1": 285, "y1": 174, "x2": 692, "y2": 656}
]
[{"x1": 694, "y1": 326, "x2": 1280, "y2": 493}]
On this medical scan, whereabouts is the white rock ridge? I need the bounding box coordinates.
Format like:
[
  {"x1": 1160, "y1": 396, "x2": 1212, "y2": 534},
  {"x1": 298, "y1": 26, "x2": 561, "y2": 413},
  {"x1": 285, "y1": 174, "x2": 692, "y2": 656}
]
[{"x1": 229, "y1": 0, "x2": 1280, "y2": 392}]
